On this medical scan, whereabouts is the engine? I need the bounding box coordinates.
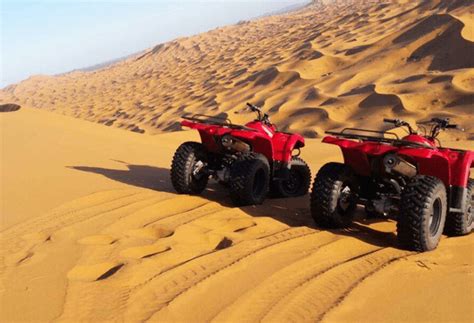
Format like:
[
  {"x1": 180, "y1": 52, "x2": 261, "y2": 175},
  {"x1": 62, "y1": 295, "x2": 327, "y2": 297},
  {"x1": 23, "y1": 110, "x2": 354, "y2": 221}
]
[
  {"x1": 383, "y1": 154, "x2": 417, "y2": 178},
  {"x1": 221, "y1": 135, "x2": 251, "y2": 153}
]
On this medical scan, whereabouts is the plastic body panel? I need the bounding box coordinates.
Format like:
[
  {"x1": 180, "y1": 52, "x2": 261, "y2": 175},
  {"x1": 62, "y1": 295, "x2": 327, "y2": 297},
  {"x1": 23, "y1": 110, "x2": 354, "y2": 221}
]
[
  {"x1": 181, "y1": 119, "x2": 305, "y2": 164},
  {"x1": 323, "y1": 134, "x2": 474, "y2": 188}
]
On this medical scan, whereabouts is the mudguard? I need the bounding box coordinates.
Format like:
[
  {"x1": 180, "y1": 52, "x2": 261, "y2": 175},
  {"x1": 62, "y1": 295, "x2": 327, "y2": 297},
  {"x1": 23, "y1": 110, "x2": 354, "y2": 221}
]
[
  {"x1": 272, "y1": 133, "x2": 305, "y2": 164},
  {"x1": 322, "y1": 136, "x2": 396, "y2": 176}
]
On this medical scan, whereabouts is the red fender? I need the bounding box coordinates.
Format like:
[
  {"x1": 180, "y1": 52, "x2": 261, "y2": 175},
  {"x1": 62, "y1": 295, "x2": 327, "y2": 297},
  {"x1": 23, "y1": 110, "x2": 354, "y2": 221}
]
[
  {"x1": 450, "y1": 150, "x2": 474, "y2": 187},
  {"x1": 272, "y1": 133, "x2": 305, "y2": 164}
]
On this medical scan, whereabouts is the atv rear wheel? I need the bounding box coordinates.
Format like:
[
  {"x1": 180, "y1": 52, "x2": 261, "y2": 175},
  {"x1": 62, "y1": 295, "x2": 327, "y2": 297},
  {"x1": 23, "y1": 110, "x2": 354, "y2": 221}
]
[
  {"x1": 229, "y1": 155, "x2": 270, "y2": 206},
  {"x1": 397, "y1": 176, "x2": 447, "y2": 251},
  {"x1": 444, "y1": 179, "x2": 474, "y2": 236},
  {"x1": 310, "y1": 163, "x2": 358, "y2": 228},
  {"x1": 170, "y1": 142, "x2": 209, "y2": 194},
  {"x1": 271, "y1": 157, "x2": 311, "y2": 198}
]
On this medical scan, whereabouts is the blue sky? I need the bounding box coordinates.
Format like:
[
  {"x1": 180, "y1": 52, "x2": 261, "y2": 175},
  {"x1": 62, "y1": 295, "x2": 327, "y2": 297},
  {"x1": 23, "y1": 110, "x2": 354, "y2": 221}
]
[{"x1": 1, "y1": 0, "x2": 308, "y2": 88}]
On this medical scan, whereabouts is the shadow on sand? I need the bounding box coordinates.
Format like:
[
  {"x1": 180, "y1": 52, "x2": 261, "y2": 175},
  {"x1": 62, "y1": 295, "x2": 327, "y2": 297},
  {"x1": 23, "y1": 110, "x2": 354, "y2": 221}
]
[{"x1": 69, "y1": 160, "x2": 397, "y2": 249}]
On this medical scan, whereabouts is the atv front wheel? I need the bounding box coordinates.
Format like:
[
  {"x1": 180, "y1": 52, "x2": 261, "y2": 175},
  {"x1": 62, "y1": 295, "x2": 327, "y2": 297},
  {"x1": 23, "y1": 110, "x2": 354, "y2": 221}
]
[
  {"x1": 271, "y1": 157, "x2": 311, "y2": 198},
  {"x1": 397, "y1": 176, "x2": 447, "y2": 251},
  {"x1": 229, "y1": 155, "x2": 270, "y2": 206},
  {"x1": 444, "y1": 179, "x2": 474, "y2": 236},
  {"x1": 170, "y1": 142, "x2": 209, "y2": 194},
  {"x1": 310, "y1": 163, "x2": 358, "y2": 228}
]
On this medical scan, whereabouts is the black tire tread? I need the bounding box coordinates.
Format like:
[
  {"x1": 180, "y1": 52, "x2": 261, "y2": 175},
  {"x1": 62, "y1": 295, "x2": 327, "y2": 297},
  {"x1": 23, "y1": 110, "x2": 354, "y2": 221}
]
[
  {"x1": 271, "y1": 157, "x2": 311, "y2": 198},
  {"x1": 310, "y1": 162, "x2": 356, "y2": 228},
  {"x1": 170, "y1": 142, "x2": 209, "y2": 194},
  {"x1": 229, "y1": 155, "x2": 270, "y2": 206},
  {"x1": 444, "y1": 179, "x2": 474, "y2": 236},
  {"x1": 397, "y1": 175, "x2": 447, "y2": 252}
]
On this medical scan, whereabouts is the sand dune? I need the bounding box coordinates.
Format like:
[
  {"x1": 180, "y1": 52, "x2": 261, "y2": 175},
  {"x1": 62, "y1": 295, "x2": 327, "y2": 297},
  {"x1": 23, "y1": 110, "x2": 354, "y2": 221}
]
[
  {"x1": 1, "y1": 0, "x2": 473, "y2": 322},
  {"x1": 1, "y1": 107, "x2": 473, "y2": 322},
  {"x1": 0, "y1": 0, "x2": 472, "y2": 139}
]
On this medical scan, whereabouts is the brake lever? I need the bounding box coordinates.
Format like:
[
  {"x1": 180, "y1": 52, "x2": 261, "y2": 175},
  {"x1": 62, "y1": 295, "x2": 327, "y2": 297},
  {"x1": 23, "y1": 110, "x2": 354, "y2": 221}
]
[
  {"x1": 262, "y1": 113, "x2": 271, "y2": 124},
  {"x1": 384, "y1": 118, "x2": 406, "y2": 128},
  {"x1": 447, "y1": 124, "x2": 465, "y2": 131},
  {"x1": 431, "y1": 117, "x2": 451, "y2": 128}
]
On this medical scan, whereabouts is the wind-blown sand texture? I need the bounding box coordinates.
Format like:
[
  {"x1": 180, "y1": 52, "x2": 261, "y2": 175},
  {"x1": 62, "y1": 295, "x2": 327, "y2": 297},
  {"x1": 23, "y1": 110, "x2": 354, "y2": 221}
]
[
  {"x1": 1, "y1": 0, "x2": 473, "y2": 322},
  {"x1": 1, "y1": 107, "x2": 473, "y2": 322},
  {"x1": 0, "y1": 0, "x2": 473, "y2": 138}
]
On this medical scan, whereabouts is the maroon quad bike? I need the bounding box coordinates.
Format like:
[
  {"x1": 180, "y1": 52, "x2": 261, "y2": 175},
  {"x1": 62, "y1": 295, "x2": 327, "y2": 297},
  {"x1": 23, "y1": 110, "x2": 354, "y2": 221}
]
[
  {"x1": 171, "y1": 103, "x2": 311, "y2": 206},
  {"x1": 311, "y1": 118, "x2": 473, "y2": 251}
]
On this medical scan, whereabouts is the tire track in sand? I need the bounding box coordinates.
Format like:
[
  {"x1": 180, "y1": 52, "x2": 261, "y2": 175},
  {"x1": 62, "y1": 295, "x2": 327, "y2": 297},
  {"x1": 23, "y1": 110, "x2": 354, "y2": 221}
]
[
  {"x1": 211, "y1": 237, "x2": 380, "y2": 322},
  {"x1": 56, "y1": 194, "x2": 251, "y2": 321},
  {"x1": 124, "y1": 227, "x2": 317, "y2": 322},
  {"x1": 261, "y1": 247, "x2": 412, "y2": 323},
  {"x1": 0, "y1": 190, "x2": 162, "y2": 274}
]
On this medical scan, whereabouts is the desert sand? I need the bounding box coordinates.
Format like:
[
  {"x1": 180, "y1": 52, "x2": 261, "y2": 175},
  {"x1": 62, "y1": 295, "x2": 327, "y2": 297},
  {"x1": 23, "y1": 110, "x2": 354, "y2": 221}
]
[
  {"x1": 1, "y1": 106, "x2": 473, "y2": 322},
  {"x1": 1, "y1": 0, "x2": 473, "y2": 322}
]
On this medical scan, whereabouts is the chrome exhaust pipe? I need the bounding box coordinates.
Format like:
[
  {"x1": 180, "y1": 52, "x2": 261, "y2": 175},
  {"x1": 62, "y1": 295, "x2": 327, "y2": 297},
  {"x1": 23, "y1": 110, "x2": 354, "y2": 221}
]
[
  {"x1": 383, "y1": 154, "x2": 417, "y2": 178},
  {"x1": 221, "y1": 135, "x2": 250, "y2": 153}
]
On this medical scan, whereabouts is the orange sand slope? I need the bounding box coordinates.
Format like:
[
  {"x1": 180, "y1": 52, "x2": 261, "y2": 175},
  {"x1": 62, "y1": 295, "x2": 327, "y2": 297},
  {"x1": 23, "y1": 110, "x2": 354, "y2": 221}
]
[
  {"x1": 0, "y1": 0, "x2": 473, "y2": 138},
  {"x1": 1, "y1": 107, "x2": 473, "y2": 322}
]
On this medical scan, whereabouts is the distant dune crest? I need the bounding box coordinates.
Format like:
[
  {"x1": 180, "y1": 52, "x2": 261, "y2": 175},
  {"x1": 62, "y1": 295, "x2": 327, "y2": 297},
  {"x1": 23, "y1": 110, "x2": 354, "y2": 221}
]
[{"x1": 0, "y1": 0, "x2": 472, "y2": 139}]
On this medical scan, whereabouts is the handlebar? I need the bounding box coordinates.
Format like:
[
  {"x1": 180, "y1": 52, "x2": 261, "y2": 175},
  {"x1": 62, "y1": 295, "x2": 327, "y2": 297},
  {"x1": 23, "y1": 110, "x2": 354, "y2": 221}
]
[
  {"x1": 384, "y1": 118, "x2": 416, "y2": 134},
  {"x1": 418, "y1": 117, "x2": 464, "y2": 131},
  {"x1": 384, "y1": 118, "x2": 409, "y2": 127},
  {"x1": 246, "y1": 102, "x2": 271, "y2": 125},
  {"x1": 446, "y1": 124, "x2": 464, "y2": 131},
  {"x1": 385, "y1": 117, "x2": 464, "y2": 135},
  {"x1": 246, "y1": 102, "x2": 260, "y2": 112}
]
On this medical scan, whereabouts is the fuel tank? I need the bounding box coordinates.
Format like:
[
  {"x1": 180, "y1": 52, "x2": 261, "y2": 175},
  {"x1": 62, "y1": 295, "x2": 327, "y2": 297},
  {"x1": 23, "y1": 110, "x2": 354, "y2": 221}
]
[
  {"x1": 402, "y1": 134, "x2": 437, "y2": 148},
  {"x1": 245, "y1": 121, "x2": 276, "y2": 137}
]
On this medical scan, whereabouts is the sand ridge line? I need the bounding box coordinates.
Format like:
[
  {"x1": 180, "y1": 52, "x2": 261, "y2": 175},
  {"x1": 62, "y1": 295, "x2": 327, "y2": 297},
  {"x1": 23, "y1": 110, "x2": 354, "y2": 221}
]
[
  {"x1": 262, "y1": 247, "x2": 413, "y2": 322},
  {"x1": 56, "y1": 226, "x2": 293, "y2": 322},
  {"x1": 98, "y1": 195, "x2": 213, "y2": 235},
  {"x1": 149, "y1": 233, "x2": 341, "y2": 322},
  {"x1": 0, "y1": 192, "x2": 210, "y2": 254},
  {"x1": 0, "y1": 195, "x2": 165, "y2": 278},
  {"x1": 140, "y1": 201, "x2": 224, "y2": 229},
  {"x1": 53, "y1": 196, "x2": 286, "y2": 317},
  {"x1": 210, "y1": 237, "x2": 380, "y2": 322},
  {"x1": 0, "y1": 191, "x2": 151, "y2": 257},
  {"x1": 0, "y1": 189, "x2": 142, "y2": 235},
  {"x1": 0, "y1": 191, "x2": 160, "y2": 254},
  {"x1": 123, "y1": 226, "x2": 295, "y2": 293},
  {"x1": 124, "y1": 227, "x2": 318, "y2": 322},
  {"x1": 0, "y1": 192, "x2": 220, "y2": 280},
  {"x1": 317, "y1": 255, "x2": 411, "y2": 322}
]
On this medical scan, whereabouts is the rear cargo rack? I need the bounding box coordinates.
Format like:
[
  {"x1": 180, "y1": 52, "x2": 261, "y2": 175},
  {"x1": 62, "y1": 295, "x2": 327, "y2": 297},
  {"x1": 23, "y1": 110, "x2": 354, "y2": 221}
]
[
  {"x1": 326, "y1": 128, "x2": 435, "y2": 149},
  {"x1": 182, "y1": 114, "x2": 233, "y2": 126},
  {"x1": 327, "y1": 128, "x2": 400, "y2": 140},
  {"x1": 182, "y1": 114, "x2": 257, "y2": 132}
]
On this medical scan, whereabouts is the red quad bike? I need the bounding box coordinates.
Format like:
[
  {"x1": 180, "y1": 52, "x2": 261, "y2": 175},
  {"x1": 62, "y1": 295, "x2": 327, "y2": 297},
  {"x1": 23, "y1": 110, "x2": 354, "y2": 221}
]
[
  {"x1": 171, "y1": 103, "x2": 311, "y2": 206},
  {"x1": 311, "y1": 118, "x2": 473, "y2": 251}
]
